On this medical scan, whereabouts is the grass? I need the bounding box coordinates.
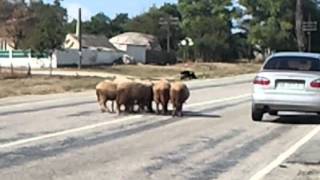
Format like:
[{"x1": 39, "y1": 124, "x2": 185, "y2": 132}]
[
  {"x1": 0, "y1": 75, "x2": 106, "y2": 99},
  {"x1": 74, "y1": 62, "x2": 261, "y2": 80},
  {"x1": 0, "y1": 62, "x2": 262, "y2": 99}
]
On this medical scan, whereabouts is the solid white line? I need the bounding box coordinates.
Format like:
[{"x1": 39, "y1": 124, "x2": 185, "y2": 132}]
[
  {"x1": 0, "y1": 115, "x2": 143, "y2": 149},
  {"x1": 0, "y1": 94, "x2": 250, "y2": 150},
  {"x1": 250, "y1": 126, "x2": 320, "y2": 180},
  {"x1": 186, "y1": 94, "x2": 251, "y2": 108}
]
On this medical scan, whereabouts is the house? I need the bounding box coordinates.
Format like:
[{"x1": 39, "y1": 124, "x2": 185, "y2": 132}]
[
  {"x1": 64, "y1": 33, "x2": 119, "y2": 52},
  {"x1": 110, "y1": 32, "x2": 162, "y2": 63},
  {"x1": 55, "y1": 33, "x2": 125, "y2": 67}
]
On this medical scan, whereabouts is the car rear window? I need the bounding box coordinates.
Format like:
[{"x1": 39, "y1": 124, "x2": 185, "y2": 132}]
[{"x1": 263, "y1": 56, "x2": 320, "y2": 71}]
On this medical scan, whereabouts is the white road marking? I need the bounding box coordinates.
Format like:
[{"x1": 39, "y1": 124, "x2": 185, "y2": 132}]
[
  {"x1": 0, "y1": 94, "x2": 250, "y2": 149},
  {"x1": 0, "y1": 96, "x2": 95, "y2": 110},
  {"x1": 250, "y1": 126, "x2": 320, "y2": 180},
  {"x1": 186, "y1": 94, "x2": 251, "y2": 108},
  {"x1": 0, "y1": 77, "x2": 252, "y2": 111},
  {"x1": 0, "y1": 115, "x2": 143, "y2": 149}
]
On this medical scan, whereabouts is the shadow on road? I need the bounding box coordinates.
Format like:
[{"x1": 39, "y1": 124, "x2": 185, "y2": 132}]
[
  {"x1": 140, "y1": 110, "x2": 221, "y2": 119},
  {"x1": 264, "y1": 115, "x2": 320, "y2": 125}
]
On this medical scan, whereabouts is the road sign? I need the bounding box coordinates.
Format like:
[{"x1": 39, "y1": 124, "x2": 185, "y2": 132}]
[{"x1": 303, "y1": 21, "x2": 318, "y2": 32}]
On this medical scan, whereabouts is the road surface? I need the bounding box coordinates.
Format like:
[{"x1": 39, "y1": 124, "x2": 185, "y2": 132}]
[{"x1": 0, "y1": 74, "x2": 319, "y2": 180}]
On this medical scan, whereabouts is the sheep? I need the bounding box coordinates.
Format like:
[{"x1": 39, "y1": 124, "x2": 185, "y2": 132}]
[
  {"x1": 96, "y1": 80, "x2": 117, "y2": 113},
  {"x1": 170, "y1": 82, "x2": 190, "y2": 117},
  {"x1": 116, "y1": 81, "x2": 154, "y2": 114},
  {"x1": 153, "y1": 79, "x2": 171, "y2": 115}
]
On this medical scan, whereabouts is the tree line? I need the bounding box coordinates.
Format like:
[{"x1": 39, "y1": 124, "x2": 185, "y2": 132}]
[{"x1": 0, "y1": 0, "x2": 319, "y2": 61}]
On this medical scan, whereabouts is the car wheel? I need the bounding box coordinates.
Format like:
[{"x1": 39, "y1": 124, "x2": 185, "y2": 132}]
[
  {"x1": 252, "y1": 105, "x2": 264, "y2": 121},
  {"x1": 269, "y1": 110, "x2": 278, "y2": 116}
]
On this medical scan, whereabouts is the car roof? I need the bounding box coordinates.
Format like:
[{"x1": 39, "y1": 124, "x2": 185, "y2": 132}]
[{"x1": 269, "y1": 52, "x2": 320, "y2": 60}]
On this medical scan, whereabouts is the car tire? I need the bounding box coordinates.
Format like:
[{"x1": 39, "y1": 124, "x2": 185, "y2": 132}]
[
  {"x1": 269, "y1": 110, "x2": 278, "y2": 116},
  {"x1": 252, "y1": 105, "x2": 264, "y2": 121}
]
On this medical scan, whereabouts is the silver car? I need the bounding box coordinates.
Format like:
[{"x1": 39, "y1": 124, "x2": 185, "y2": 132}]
[{"x1": 252, "y1": 52, "x2": 320, "y2": 121}]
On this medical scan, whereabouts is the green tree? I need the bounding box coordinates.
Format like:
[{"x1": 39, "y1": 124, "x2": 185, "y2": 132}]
[
  {"x1": 111, "y1": 13, "x2": 130, "y2": 36},
  {"x1": 178, "y1": 0, "x2": 234, "y2": 61},
  {"x1": 239, "y1": 0, "x2": 297, "y2": 56},
  {"x1": 125, "y1": 4, "x2": 184, "y2": 51},
  {"x1": 83, "y1": 12, "x2": 112, "y2": 37},
  {"x1": 0, "y1": 0, "x2": 13, "y2": 22},
  {"x1": 304, "y1": 0, "x2": 320, "y2": 52},
  {"x1": 20, "y1": 2, "x2": 67, "y2": 53},
  {"x1": 5, "y1": 2, "x2": 33, "y2": 49},
  {"x1": 64, "y1": 19, "x2": 77, "y2": 34}
]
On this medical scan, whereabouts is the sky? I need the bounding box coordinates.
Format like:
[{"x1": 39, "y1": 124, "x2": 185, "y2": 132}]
[{"x1": 44, "y1": 0, "x2": 178, "y2": 21}]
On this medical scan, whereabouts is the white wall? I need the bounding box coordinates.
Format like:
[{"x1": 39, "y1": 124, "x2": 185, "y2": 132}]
[
  {"x1": 126, "y1": 45, "x2": 146, "y2": 63},
  {"x1": 53, "y1": 49, "x2": 124, "y2": 66},
  {"x1": 0, "y1": 51, "x2": 55, "y2": 69},
  {"x1": 111, "y1": 43, "x2": 128, "y2": 52}
]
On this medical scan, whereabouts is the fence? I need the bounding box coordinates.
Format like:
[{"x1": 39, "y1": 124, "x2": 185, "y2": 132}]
[
  {"x1": 0, "y1": 64, "x2": 31, "y2": 79},
  {"x1": 53, "y1": 49, "x2": 124, "y2": 67},
  {"x1": 146, "y1": 50, "x2": 177, "y2": 65},
  {"x1": 0, "y1": 50, "x2": 54, "y2": 69}
]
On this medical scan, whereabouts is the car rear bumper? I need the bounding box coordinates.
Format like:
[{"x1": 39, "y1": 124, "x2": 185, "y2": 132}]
[{"x1": 253, "y1": 92, "x2": 320, "y2": 112}]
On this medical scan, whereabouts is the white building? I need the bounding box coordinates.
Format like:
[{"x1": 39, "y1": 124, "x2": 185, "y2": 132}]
[
  {"x1": 55, "y1": 33, "x2": 124, "y2": 66},
  {"x1": 110, "y1": 32, "x2": 162, "y2": 64}
]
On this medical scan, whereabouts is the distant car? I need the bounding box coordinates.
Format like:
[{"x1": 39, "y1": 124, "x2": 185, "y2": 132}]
[{"x1": 252, "y1": 52, "x2": 320, "y2": 121}]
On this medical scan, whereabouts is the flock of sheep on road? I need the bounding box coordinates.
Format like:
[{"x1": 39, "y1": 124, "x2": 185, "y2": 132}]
[{"x1": 95, "y1": 78, "x2": 190, "y2": 117}]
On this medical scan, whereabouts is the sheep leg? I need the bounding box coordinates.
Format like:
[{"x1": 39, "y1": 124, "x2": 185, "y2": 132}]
[
  {"x1": 163, "y1": 102, "x2": 169, "y2": 115},
  {"x1": 147, "y1": 101, "x2": 154, "y2": 113},
  {"x1": 172, "y1": 104, "x2": 177, "y2": 117},
  {"x1": 177, "y1": 103, "x2": 183, "y2": 117},
  {"x1": 104, "y1": 100, "x2": 111, "y2": 113},
  {"x1": 111, "y1": 101, "x2": 115, "y2": 113},
  {"x1": 116, "y1": 102, "x2": 122, "y2": 115},
  {"x1": 99, "y1": 97, "x2": 108, "y2": 113},
  {"x1": 156, "y1": 103, "x2": 160, "y2": 114}
]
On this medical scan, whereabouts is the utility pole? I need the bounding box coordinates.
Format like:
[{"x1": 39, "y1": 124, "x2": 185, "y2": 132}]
[
  {"x1": 159, "y1": 16, "x2": 179, "y2": 53},
  {"x1": 302, "y1": 14, "x2": 318, "y2": 52},
  {"x1": 76, "y1": 8, "x2": 82, "y2": 69}
]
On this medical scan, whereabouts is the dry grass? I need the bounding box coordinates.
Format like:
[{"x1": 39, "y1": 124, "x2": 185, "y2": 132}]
[
  {"x1": 0, "y1": 62, "x2": 261, "y2": 98},
  {"x1": 181, "y1": 62, "x2": 261, "y2": 79},
  {"x1": 76, "y1": 62, "x2": 261, "y2": 80},
  {"x1": 0, "y1": 75, "x2": 105, "y2": 99}
]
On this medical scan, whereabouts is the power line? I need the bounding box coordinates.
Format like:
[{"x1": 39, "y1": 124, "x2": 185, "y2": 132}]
[{"x1": 159, "y1": 15, "x2": 179, "y2": 53}]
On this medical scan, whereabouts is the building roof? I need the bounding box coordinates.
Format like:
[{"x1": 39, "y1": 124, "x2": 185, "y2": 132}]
[
  {"x1": 70, "y1": 34, "x2": 119, "y2": 51},
  {"x1": 110, "y1": 32, "x2": 162, "y2": 50}
]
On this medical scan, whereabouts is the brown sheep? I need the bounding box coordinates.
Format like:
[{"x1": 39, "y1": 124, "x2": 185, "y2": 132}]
[
  {"x1": 96, "y1": 80, "x2": 117, "y2": 113},
  {"x1": 133, "y1": 79, "x2": 154, "y2": 113},
  {"x1": 113, "y1": 77, "x2": 133, "y2": 84},
  {"x1": 116, "y1": 82, "x2": 135, "y2": 114},
  {"x1": 153, "y1": 79, "x2": 171, "y2": 114},
  {"x1": 170, "y1": 82, "x2": 190, "y2": 117},
  {"x1": 116, "y1": 82, "x2": 153, "y2": 114}
]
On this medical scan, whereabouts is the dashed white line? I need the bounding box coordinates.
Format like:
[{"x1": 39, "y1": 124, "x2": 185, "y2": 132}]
[
  {"x1": 250, "y1": 126, "x2": 320, "y2": 180},
  {"x1": 0, "y1": 94, "x2": 250, "y2": 149},
  {"x1": 186, "y1": 94, "x2": 251, "y2": 108},
  {"x1": 0, "y1": 115, "x2": 143, "y2": 149}
]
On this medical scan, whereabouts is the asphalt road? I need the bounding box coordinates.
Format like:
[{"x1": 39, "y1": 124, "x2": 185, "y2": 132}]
[{"x1": 0, "y1": 74, "x2": 319, "y2": 180}]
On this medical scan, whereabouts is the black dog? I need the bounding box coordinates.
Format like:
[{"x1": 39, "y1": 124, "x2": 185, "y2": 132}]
[{"x1": 180, "y1": 70, "x2": 197, "y2": 80}]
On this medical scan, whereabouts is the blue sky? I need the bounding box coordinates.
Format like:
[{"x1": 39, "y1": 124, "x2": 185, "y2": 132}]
[{"x1": 44, "y1": 0, "x2": 177, "y2": 21}]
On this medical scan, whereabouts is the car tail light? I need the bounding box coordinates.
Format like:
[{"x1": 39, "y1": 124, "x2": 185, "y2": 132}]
[
  {"x1": 311, "y1": 79, "x2": 320, "y2": 88},
  {"x1": 253, "y1": 76, "x2": 270, "y2": 86}
]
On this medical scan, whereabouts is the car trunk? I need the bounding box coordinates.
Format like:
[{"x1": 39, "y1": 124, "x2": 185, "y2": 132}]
[{"x1": 259, "y1": 71, "x2": 320, "y2": 93}]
